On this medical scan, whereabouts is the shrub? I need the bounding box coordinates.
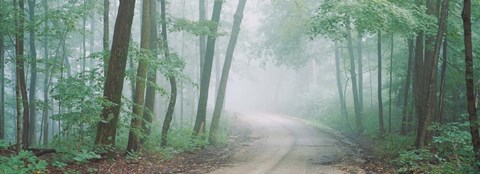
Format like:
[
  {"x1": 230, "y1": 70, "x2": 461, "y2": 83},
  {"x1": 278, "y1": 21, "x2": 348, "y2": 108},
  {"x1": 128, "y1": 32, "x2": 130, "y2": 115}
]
[{"x1": 0, "y1": 150, "x2": 47, "y2": 174}]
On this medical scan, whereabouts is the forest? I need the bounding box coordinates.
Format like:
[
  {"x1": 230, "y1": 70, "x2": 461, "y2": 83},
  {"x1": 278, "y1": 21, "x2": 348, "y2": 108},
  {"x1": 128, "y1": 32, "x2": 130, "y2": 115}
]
[{"x1": 0, "y1": 0, "x2": 479, "y2": 173}]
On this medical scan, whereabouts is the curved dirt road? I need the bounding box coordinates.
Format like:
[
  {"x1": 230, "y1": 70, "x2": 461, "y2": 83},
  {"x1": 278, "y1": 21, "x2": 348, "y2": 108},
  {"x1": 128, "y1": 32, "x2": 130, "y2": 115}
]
[{"x1": 210, "y1": 113, "x2": 364, "y2": 174}]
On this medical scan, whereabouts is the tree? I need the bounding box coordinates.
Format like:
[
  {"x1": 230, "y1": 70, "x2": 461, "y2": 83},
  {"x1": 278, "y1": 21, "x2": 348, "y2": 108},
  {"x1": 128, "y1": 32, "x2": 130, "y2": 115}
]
[
  {"x1": 160, "y1": 0, "x2": 178, "y2": 147},
  {"x1": 14, "y1": 0, "x2": 30, "y2": 150},
  {"x1": 95, "y1": 0, "x2": 136, "y2": 152},
  {"x1": 41, "y1": 0, "x2": 49, "y2": 146},
  {"x1": 334, "y1": 41, "x2": 348, "y2": 127},
  {"x1": 377, "y1": 30, "x2": 385, "y2": 136},
  {"x1": 400, "y1": 38, "x2": 414, "y2": 135},
  {"x1": 193, "y1": 0, "x2": 224, "y2": 135},
  {"x1": 142, "y1": 0, "x2": 157, "y2": 142},
  {"x1": 209, "y1": 0, "x2": 247, "y2": 144},
  {"x1": 27, "y1": 0, "x2": 37, "y2": 146},
  {"x1": 0, "y1": 21, "x2": 4, "y2": 140},
  {"x1": 199, "y1": 0, "x2": 206, "y2": 79},
  {"x1": 462, "y1": 0, "x2": 480, "y2": 169},
  {"x1": 127, "y1": 0, "x2": 151, "y2": 152},
  {"x1": 346, "y1": 23, "x2": 363, "y2": 134},
  {"x1": 414, "y1": 0, "x2": 448, "y2": 148},
  {"x1": 103, "y1": 0, "x2": 109, "y2": 77}
]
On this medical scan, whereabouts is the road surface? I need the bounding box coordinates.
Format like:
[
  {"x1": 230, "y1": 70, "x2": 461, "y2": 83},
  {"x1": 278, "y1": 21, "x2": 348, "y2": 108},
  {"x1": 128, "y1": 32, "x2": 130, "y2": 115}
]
[{"x1": 210, "y1": 113, "x2": 364, "y2": 174}]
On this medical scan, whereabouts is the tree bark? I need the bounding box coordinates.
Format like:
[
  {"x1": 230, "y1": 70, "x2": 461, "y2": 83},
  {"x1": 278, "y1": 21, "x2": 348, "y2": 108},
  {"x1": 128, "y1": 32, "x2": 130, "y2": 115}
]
[
  {"x1": 377, "y1": 30, "x2": 385, "y2": 136},
  {"x1": 199, "y1": 0, "x2": 206, "y2": 79},
  {"x1": 160, "y1": 0, "x2": 178, "y2": 147},
  {"x1": 209, "y1": 0, "x2": 247, "y2": 144},
  {"x1": 334, "y1": 41, "x2": 348, "y2": 126},
  {"x1": 95, "y1": 0, "x2": 136, "y2": 153},
  {"x1": 388, "y1": 34, "x2": 393, "y2": 133},
  {"x1": 27, "y1": 0, "x2": 37, "y2": 146},
  {"x1": 103, "y1": 0, "x2": 109, "y2": 77},
  {"x1": 127, "y1": 0, "x2": 151, "y2": 152},
  {"x1": 357, "y1": 34, "x2": 363, "y2": 113},
  {"x1": 415, "y1": 0, "x2": 447, "y2": 148},
  {"x1": 437, "y1": 36, "x2": 447, "y2": 124},
  {"x1": 437, "y1": 1, "x2": 449, "y2": 124},
  {"x1": 41, "y1": 0, "x2": 49, "y2": 146},
  {"x1": 142, "y1": 0, "x2": 157, "y2": 142},
  {"x1": 193, "y1": 0, "x2": 224, "y2": 135},
  {"x1": 401, "y1": 38, "x2": 414, "y2": 135},
  {"x1": 0, "y1": 28, "x2": 4, "y2": 140},
  {"x1": 14, "y1": 0, "x2": 30, "y2": 150},
  {"x1": 462, "y1": 0, "x2": 480, "y2": 170},
  {"x1": 346, "y1": 24, "x2": 363, "y2": 134}
]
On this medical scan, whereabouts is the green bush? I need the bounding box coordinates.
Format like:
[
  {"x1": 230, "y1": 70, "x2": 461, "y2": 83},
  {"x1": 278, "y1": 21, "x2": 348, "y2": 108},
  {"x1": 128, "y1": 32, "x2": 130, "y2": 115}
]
[{"x1": 0, "y1": 150, "x2": 47, "y2": 174}]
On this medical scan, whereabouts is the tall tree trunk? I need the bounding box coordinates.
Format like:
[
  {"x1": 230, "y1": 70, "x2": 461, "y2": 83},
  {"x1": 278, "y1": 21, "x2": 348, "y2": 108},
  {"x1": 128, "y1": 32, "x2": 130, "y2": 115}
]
[
  {"x1": 160, "y1": 0, "x2": 178, "y2": 147},
  {"x1": 28, "y1": 0, "x2": 37, "y2": 146},
  {"x1": 377, "y1": 30, "x2": 385, "y2": 136},
  {"x1": 0, "y1": 29, "x2": 4, "y2": 140},
  {"x1": 437, "y1": 2, "x2": 449, "y2": 124},
  {"x1": 415, "y1": 0, "x2": 448, "y2": 148},
  {"x1": 346, "y1": 24, "x2": 363, "y2": 134},
  {"x1": 209, "y1": 0, "x2": 247, "y2": 144},
  {"x1": 142, "y1": 0, "x2": 157, "y2": 142},
  {"x1": 103, "y1": 0, "x2": 109, "y2": 77},
  {"x1": 462, "y1": 0, "x2": 480, "y2": 170},
  {"x1": 14, "y1": 0, "x2": 30, "y2": 150},
  {"x1": 95, "y1": 0, "x2": 136, "y2": 154},
  {"x1": 401, "y1": 39, "x2": 414, "y2": 135},
  {"x1": 357, "y1": 34, "x2": 363, "y2": 113},
  {"x1": 82, "y1": 0, "x2": 86, "y2": 73},
  {"x1": 193, "y1": 0, "x2": 224, "y2": 135},
  {"x1": 127, "y1": 0, "x2": 151, "y2": 152},
  {"x1": 89, "y1": 8, "x2": 95, "y2": 69},
  {"x1": 41, "y1": 0, "x2": 48, "y2": 146},
  {"x1": 334, "y1": 41, "x2": 348, "y2": 126},
  {"x1": 437, "y1": 36, "x2": 447, "y2": 124},
  {"x1": 388, "y1": 34, "x2": 393, "y2": 133},
  {"x1": 199, "y1": 0, "x2": 206, "y2": 79},
  {"x1": 61, "y1": 34, "x2": 72, "y2": 78}
]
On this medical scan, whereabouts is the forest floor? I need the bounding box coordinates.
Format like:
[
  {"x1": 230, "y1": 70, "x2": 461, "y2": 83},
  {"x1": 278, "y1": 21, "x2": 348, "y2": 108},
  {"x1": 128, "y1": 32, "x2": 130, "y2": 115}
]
[{"x1": 2, "y1": 112, "x2": 392, "y2": 173}]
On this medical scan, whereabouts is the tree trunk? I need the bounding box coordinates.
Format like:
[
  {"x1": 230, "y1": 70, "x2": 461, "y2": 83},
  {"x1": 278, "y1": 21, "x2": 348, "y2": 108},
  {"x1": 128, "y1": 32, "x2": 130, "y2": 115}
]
[
  {"x1": 377, "y1": 30, "x2": 385, "y2": 136},
  {"x1": 209, "y1": 0, "x2": 247, "y2": 144},
  {"x1": 462, "y1": 0, "x2": 480, "y2": 170},
  {"x1": 357, "y1": 34, "x2": 363, "y2": 113},
  {"x1": 0, "y1": 29, "x2": 4, "y2": 140},
  {"x1": 142, "y1": 0, "x2": 157, "y2": 142},
  {"x1": 61, "y1": 34, "x2": 72, "y2": 78},
  {"x1": 103, "y1": 0, "x2": 109, "y2": 77},
  {"x1": 82, "y1": 0, "x2": 86, "y2": 73},
  {"x1": 95, "y1": 0, "x2": 136, "y2": 154},
  {"x1": 334, "y1": 41, "x2": 348, "y2": 126},
  {"x1": 28, "y1": 0, "x2": 37, "y2": 146},
  {"x1": 401, "y1": 38, "x2": 414, "y2": 135},
  {"x1": 127, "y1": 0, "x2": 151, "y2": 152},
  {"x1": 42, "y1": 0, "x2": 49, "y2": 145},
  {"x1": 437, "y1": 2, "x2": 449, "y2": 124},
  {"x1": 199, "y1": 0, "x2": 206, "y2": 79},
  {"x1": 415, "y1": 0, "x2": 447, "y2": 148},
  {"x1": 14, "y1": 0, "x2": 30, "y2": 150},
  {"x1": 388, "y1": 34, "x2": 393, "y2": 133},
  {"x1": 193, "y1": 0, "x2": 224, "y2": 136},
  {"x1": 160, "y1": 0, "x2": 178, "y2": 147},
  {"x1": 346, "y1": 24, "x2": 363, "y2": 134}
]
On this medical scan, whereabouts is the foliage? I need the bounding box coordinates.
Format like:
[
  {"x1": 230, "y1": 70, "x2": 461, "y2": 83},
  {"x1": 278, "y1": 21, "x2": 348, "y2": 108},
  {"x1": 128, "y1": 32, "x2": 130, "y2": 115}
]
[
  {"x1": 50, "y1": 69, "x2": 106, "y2": 148},
  {"x1": 0, "y1": 151, "x2": 47, "y2": 174},
  {"x1": 72, "y1": 149, "x2": 101, "y2": 164},
  {"x1": 393, "y1": 123, "x2": 476, "y2": 173},
  {"x1": 170, "y1": 18, "x2": 224, "y2": 37}
]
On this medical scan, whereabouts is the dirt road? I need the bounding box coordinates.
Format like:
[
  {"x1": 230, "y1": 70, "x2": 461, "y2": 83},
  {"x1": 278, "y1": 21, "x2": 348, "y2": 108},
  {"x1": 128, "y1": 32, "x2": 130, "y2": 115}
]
[{"x1": 210, "y1": 113, "x2": 364, "y2": 174}]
